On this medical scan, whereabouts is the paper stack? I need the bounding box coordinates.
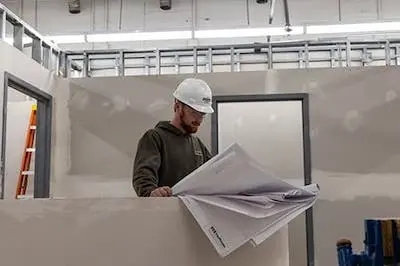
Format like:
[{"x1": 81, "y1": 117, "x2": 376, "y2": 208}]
[{"x1": 172, "y1": 143, "x2": 319, "y2": 257}]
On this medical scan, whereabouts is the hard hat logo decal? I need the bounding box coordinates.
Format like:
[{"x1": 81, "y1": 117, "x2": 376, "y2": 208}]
[{"x1": 202, "y1": 97, "x2": 211, "y2": 104}]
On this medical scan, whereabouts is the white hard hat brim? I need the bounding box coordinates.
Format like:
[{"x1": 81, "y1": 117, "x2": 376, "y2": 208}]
[{"x1": 189, "y1": 103, "x2": 214, "y2": 114}]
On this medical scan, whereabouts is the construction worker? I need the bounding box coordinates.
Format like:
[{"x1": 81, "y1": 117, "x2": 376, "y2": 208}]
[{"x1": 132, "y1": 78, "x2": 214, "y2": 197}]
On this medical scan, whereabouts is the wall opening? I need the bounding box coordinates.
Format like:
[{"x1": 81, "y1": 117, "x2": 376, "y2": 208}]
[
  {"x1": 211, "y1": 93, "x2": 313, "y2": 266},
  {"x1": 1, "y1": 72, "x2": 52, "y2": 199}
]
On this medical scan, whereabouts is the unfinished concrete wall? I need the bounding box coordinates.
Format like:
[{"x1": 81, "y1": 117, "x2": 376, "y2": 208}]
[
  {"x1": 0, "y1": 41, "x2": 57, "y2": 198},
  {"x1": 54, "y1": 66, "x2": 400, "y2": 265},
  {"x1": 0, "y1": 197, "x2": 289, "y2": 266}
]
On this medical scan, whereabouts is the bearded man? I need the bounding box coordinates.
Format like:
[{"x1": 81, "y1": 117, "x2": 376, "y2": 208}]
[{"x1": 132, "y1": 78, "x2": 214, "y2": 197}]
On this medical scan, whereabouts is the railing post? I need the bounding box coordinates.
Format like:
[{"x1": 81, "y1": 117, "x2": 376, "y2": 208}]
[
  {"x1": 118, "y1": 51, "x2": 125, "y2": 76},
  {"x1": 385, "y1": 40, "x2": 391, "y2": 66},
  {"x1": 13, "y1": 23, "x2": 24, "y2": 51},
  {"x1": 174, "y1": 54, "x2": 180, "y2": 74},
  {"x1": 230, "y1": 47, "x2": 235, "y2": 72},
  {"x1": 83, "y1": 52, "x2": 89, "y2": 77},
  {"x1": 193, "y1": 47, "x2": 198, "y2": 74},
  {"x1": 42, "y1": 45, "x2": 50, "y2": 69},
  {"x1": 57, "y1": 52, "x2": 66, "y2": 77},
  {"x1": 268, "y1": 43, "x2": 273, "y2": 69},
  {"x1": 155, "y1": 49, "x2": 161, "y2": 75},
  {"x1": 346, "y1": 40, "x2": 351, "y2": 67},
  {"x1": 330, "y1": 48, "x2": 335, "y2": 68},
  {"x1": 0, "y1": 9, "x2": 6, "y2": 41},
  {"x1": 208, "y1": 47, "x2": 213, "y2": 73},
  {"x1": 304, "y1": 42, "x2": 310, "y2": 68},
  {"x1": 32, "y1": 37, "x2": 42, "y2": 64}
]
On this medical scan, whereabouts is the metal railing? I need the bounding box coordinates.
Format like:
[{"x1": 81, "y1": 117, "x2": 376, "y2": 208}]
[
  {"x1": 0, "y1": 3, "x2": 65, "y2": 75},
  {"x1": 64, "y1": 38, "x2": 400, "y2": 78}
]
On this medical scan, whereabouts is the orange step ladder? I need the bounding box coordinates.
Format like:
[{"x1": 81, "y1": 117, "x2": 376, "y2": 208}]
[{"x1": 15, "y1": 104, "x2": 37, "y2": 199}]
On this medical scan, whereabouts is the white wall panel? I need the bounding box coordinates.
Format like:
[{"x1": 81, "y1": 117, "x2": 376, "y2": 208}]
[
  {"x1": 290, "y1": 0, "x2": 339, "y2": 24},
  {"x1": 197, "y1": 0, "x2": 248, "y2": 29},
  {"x1": 99, "y1": 0, "x2": 145, "y2": 32},
  {"x1": 340, "y1": 0, "x2": 378, "y2": 22},
  {"x1": 93, "y1": 0, "x2": 106, "y2": 31},
  {"x1": 145, "y1": 0, "x2": 192, "y2": 31},
  {"x1": 0, "y1": 0, "x2": 18, "y2": 15},
  {"x1": 240, "y1": 63, "x2": 268, "y2": 72},
  {"x1": 0, "y1": 198, "x2": 290, "y2": 266},
  {"x1": 21, "y1": 0, "x2": 35, "y2": 27},
  {"x1": 106, "y1": 0, "x2": 124, "y2": 32},
  {"x1": 55, "y1": 67, "x2": 400, "y2": 265},
  {"x1": 381, "y1": 0, "x2": 400, "y2": 20},
  {"x1": 37, "y1": 0, "x2": 91, "y2": 34},
  {"x1": 120, "y1": 0, "x2": 145, "y2": 31}
]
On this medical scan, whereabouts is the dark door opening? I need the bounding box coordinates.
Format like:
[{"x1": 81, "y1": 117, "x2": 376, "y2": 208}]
[{"x1": 1, "y1": 72, "x2": 52, "y2": 199}]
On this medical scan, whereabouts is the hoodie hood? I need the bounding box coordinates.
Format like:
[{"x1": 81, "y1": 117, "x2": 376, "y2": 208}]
[{"x1": 155, "y1": 121, "x2": 185, "y2": 136}]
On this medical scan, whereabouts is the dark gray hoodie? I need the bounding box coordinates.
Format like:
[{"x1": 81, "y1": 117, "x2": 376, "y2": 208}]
[{"x1": 132, "y1": 121, "x2": 212, "y2": 197}]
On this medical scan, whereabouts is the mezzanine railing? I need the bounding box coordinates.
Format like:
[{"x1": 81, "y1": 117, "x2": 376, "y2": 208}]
[
  {"x1": 64, "y1": 39, "x2": 400, "y2": 78},
  {"x1": 0, "y1": 3, "x2": 66, "y2": 75}
]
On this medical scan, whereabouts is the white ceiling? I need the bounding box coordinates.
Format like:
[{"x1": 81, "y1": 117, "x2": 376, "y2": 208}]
[
  {"x1": 2, "y1": 0, "x2": 400, "y2": 50},
  {"x1": 2, "y1": 0, "x2": 400, "y2": 34}
]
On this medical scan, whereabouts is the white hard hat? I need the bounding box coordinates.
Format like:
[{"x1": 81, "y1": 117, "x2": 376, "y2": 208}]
[{"x1": 173, "y1": 78, "x2": 214, "y2": 114}]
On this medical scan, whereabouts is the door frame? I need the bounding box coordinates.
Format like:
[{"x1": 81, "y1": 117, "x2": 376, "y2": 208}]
[
  {"x1": 210, "y1": 93, "x2": 314, "y2": 266},
  {"x1": 1, "y1": 71, "x2": 52, "y2": 199}
]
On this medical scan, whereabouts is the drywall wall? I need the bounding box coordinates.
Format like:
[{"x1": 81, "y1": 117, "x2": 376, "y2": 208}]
[
  {"x1": 50, "y1": 77, "x2": 71, "y2": 198},
  {"x1": 0, "y1": 197, "x2": 289, "y2": 266},
  {"x1": 54, "y1": 66, "x2": 400, "y2": 266},
  {"x1": 0, "y1": 40, "x2": 58, "y2": 198}
]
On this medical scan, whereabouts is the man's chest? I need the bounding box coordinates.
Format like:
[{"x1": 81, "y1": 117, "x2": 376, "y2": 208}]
[{"x1": 162, "y1": 137, "x2": 204, "y2": 168}]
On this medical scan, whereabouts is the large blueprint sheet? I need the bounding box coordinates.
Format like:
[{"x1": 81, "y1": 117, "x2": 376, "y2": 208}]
[{"x1": 172, "y1": 143, "x2": 319, "y2": 257}]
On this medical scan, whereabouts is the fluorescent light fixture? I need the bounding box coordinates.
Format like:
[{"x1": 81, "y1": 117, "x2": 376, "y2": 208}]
[
  {"x1": 45, "y1": 35, "x2": 86, "y2": 44},
  {"x1": 306, "y1": 22, "x2": 400, "y2": 34},
  {"x1": 87, "y1": 31, "x2": 192, "y2": 42},
  {"x1": 195, "y1": 26, "x2": 304, "y2": 39},
  {"x1": 2, "y1": 20, "x2": 396, "y2": 47}
]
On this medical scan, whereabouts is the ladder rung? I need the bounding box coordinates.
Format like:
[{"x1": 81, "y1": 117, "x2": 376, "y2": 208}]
[
  {"x1": 17, "y1": 194, "x2": 33, "y2": 199},
  {"x1": 21, "y1": 171, "x2": 34, "y2": 175},
  {"x1": 16, "y1": 108, "x2": 37, "y2": 199}
]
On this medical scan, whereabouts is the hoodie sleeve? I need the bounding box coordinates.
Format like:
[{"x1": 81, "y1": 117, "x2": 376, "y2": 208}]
[{"x1": 132, "y1": 129, "x2": 162, "y2": 197}]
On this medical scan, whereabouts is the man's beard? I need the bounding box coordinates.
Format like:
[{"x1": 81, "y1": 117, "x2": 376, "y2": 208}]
[
  {"x1": 180, "y1": 113, "x2": 199, "y2": 134},
  {"x1": 182, "y1": 123, "x2": 198, "y2": 134}
]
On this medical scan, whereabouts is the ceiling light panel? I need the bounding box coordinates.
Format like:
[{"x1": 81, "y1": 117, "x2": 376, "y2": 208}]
[
  {"x1": 195, "y1": 27, "x2": 304, "y2": 39},
  {"x1": 86, "y1": 31, "x2": 192, "y2": 42}
]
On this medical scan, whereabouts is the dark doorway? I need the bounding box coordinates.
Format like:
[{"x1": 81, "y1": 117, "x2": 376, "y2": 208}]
[{"x1": 1, "y1": 72, "x2": 52, "y2": 199}]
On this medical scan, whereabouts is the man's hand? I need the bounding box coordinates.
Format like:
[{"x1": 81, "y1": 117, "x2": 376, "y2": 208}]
[{"x1": 150, "y1": 186, "x2": 172, "y2": 197}]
